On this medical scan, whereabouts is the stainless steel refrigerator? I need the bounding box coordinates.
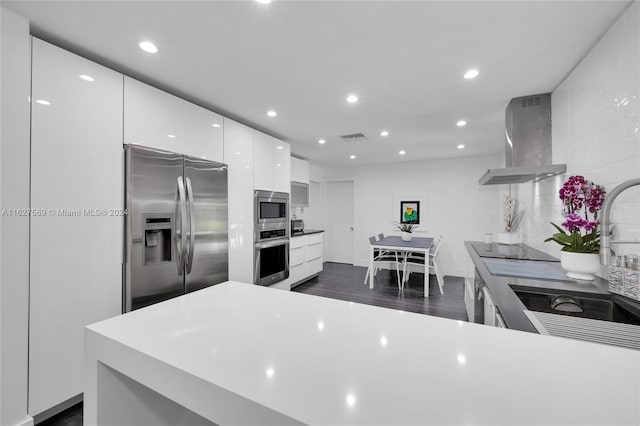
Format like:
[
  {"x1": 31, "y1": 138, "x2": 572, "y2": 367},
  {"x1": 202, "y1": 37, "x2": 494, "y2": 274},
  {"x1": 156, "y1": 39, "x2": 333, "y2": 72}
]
[{"x1": 124, "y1": 144, "x2": 228, "y2": 312}]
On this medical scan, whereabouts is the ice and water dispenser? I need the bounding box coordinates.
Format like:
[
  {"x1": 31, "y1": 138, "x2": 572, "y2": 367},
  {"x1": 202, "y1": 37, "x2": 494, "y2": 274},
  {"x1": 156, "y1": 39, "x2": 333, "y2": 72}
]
[{"x1": 143, "y1": 214, "x2": 173, "y2": 264}]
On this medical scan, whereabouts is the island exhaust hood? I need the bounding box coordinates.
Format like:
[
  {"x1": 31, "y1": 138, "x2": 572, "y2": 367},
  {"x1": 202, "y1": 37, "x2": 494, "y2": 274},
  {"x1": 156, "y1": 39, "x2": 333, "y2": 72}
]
[{"x1": 479, "y1": 93, "x2": 566, "y2": 185}]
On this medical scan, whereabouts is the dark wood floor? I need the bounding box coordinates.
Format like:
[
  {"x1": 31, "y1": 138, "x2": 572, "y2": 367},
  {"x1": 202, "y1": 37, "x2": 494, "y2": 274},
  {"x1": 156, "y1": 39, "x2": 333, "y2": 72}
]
[
  {"x1": 39, "y1": 403, "x2": 82, "y2": 426},
  {"x1": 38, "y1": 262, "x2": 467, "y2": 426},
  {"x1": 294, "y1": 262, "x2": 469, "y2": 321}
]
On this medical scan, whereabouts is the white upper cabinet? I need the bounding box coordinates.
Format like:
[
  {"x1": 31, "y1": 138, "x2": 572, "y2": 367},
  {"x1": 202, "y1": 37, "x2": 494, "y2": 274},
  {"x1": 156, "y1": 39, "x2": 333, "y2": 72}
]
[
  {"x1": 253, "y1": 130, "x2": 290, "y2": 193},
  {"x1": 273, "y1": 139, "x2": 291, "y2": 193},
  {"x1": 123, "y1": 77, "x2": 223, "y2": 161},
  {"x1": 29, "y1": 38, "x2": 123, "y2": 416},
  {"x1": 291, "y1": 157, "x2": 310, "y2": 184},
  {"x1": 253, "y1": 130, "x2": 274, "y2": 191}
]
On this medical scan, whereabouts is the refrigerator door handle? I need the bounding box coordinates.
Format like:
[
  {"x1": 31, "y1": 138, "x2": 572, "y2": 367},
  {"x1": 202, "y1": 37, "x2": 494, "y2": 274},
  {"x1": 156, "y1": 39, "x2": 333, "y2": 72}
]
[
  {"x1": 185, "y1": 176, "x2": 196, "y2": 274},
  {"x1": 175, "y1": 176, "x2": 188, "y2": 275}
]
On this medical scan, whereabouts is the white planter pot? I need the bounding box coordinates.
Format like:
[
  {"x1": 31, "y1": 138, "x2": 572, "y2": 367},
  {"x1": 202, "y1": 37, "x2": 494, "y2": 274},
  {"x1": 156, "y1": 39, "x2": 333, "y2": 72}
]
[
  {"x1": 496, "y1": 232, "x2": 521, "y2": 245},
  {"x1": 560, "y1": 252, "x2": 601, "y2": 281},
  {"x1": 401, "y1": 231, "x2": 412, "y2": 242}
]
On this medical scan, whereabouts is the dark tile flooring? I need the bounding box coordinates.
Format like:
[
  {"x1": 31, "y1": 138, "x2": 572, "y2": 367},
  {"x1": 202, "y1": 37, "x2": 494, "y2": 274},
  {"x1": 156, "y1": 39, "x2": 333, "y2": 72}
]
[
  {"x1": 38, "y1": 262, "x2": 467, "y2": 426},
  {"x1": 293, "y1": 262, "x2": 469, "y2": 321}
]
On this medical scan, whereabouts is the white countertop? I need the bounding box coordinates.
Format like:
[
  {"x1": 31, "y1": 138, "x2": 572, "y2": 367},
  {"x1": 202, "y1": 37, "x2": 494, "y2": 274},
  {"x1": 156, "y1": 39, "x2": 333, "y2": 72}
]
[{"x1": 86, "y1": 281, "x2": 640, "y2": 425}]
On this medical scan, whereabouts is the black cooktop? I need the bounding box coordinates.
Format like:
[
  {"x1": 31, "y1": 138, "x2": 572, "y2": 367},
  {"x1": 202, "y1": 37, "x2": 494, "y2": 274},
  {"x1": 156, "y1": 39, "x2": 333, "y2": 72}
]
[{"x1": 471, "y1": 242, "x2": 559, "y2": 262}]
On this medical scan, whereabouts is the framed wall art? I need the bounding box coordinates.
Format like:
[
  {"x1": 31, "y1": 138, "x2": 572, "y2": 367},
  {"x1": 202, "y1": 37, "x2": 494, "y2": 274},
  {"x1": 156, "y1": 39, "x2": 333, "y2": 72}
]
[{"x1": 400, "y1": 200, "x2": 420, "y2": 224}]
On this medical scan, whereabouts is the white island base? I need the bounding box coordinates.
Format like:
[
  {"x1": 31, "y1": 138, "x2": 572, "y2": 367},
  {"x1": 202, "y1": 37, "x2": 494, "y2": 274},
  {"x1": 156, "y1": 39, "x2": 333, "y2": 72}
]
[{"x1": 85, "y1": 282, "x2": 640, "y2": 425}]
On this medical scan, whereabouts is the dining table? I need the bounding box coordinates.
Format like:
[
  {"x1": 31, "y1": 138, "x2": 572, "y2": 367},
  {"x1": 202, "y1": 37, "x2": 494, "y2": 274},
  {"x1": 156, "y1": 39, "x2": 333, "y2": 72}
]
[{"x1": 369, "y1": 235, "x2": 434, "y2": 297}]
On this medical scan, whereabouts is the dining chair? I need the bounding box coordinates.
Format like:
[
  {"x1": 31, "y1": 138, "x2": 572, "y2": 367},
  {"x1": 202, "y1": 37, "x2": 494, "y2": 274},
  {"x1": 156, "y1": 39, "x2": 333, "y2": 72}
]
[
  {"x1": 364, "y1": 235, "x2": 402, "y2": 289},
  {"x1": 429, "y1": 235, "x2": 445, "y2": 292},
  {"x1": 401, "y1": 235, "x2": 444, "y2": 294}
]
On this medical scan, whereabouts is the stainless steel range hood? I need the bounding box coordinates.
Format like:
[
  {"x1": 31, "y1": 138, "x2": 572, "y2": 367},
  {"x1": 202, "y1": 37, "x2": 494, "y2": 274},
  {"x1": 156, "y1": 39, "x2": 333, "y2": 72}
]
[{"x1": 479, "y1": 93, "x2": 566, "y2": 185}]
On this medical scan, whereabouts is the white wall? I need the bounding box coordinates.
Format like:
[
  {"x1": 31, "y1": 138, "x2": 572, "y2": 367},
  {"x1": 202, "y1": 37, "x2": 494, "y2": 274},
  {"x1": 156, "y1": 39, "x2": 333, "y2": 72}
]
[
  {"x1": 0, "y1": 7, "x2": 33, "y2": 426},
  {"x1": 519, "y1": 1, "x2": 640, "y2": 274},
  {"x1": 322, "y1": 155, "x2": 502, "y2": 277}
]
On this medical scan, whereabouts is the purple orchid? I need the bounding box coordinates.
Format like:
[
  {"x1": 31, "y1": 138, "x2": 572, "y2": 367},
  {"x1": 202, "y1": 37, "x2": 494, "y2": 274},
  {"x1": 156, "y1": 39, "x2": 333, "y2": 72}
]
[{"x1": 547, "y1": 175, "x2": 607, "y2": 253}]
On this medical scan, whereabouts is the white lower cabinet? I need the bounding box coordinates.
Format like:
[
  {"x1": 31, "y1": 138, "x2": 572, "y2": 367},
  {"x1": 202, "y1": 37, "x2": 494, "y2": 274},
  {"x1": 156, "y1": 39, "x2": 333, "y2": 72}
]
[
  {"x1": 482, "y1": 286, "x2": 497, "y2": 327},
  {"x1": 29, "y1": 39, "x2": 123, "y2": 416},
  {"x1": 280, "y1": 232, "x2": 324, "y2": 290}
]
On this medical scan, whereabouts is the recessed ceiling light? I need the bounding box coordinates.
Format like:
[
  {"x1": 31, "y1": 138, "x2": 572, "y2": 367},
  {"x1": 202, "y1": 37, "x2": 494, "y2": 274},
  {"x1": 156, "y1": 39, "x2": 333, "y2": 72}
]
[
  {"x1": 235, "y1": 152, "x2": 241, "y2": 155},
  {"x1": 267, "y1": 110, "x2": 277, "y2": 117},
  {"x1": 276, "y1": 163, "x2": 281, "y2": 167},
  {"x1": 79, "y1": 74, "x2": 94, "y2": 82},
  {"x1": 350, "y1": 155, "x2": 356, "y2": 159},
  {"x1": 168, "y1": 134, "x2": 175, "y2": 138},
  {"x1": 463, "y1": 69, "x2": 479, "y2": 79},
  {"x1": 318, "y1": 139, "x2": 326, "y2": 144},
  {"x1": 139, "y1": 41, "x2": 158, "y2": 53},
  {"x1": 36, "y1": 99, "x2": 50, "y2": 105},
  {"x1": 212, "y1": 123, "x2": 221, "y2": 128},
  {"x1": 346, "y1": 94, "x2": 359, "y2": 103},
  {"x1": 398, "y1": 150, "x2": 406, "y2": 155},
  {"x1": 456, "y1": 120, "x2": 467, "y2": 127},
  {"x1": 256, "y1": 0, "x2": 272, "y2": 3},
  {"x1": 380, "y1": 130, "x2": 389, "y2": 137},
  {"x1": 346, "y1": 394, "x2": 356, "y2": 407},
  {"x1": 457, "y1": 144, "x2": 465, "y2": 149},
  {"x1": 276, "y1": 145, "x2": 283, "y2": 150}
]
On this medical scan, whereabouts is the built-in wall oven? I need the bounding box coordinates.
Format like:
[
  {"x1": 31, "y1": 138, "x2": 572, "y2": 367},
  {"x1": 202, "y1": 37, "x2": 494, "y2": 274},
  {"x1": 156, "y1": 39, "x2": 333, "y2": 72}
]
[{"x1": 254, "y1": 190, "x2": 290, "y2": 286}]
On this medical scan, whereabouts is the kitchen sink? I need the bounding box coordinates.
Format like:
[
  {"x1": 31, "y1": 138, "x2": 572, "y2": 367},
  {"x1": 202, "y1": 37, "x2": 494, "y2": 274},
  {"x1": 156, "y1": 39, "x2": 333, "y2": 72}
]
[{"x1": 511, "y1": 287, "x2": 640, "y2": 326}]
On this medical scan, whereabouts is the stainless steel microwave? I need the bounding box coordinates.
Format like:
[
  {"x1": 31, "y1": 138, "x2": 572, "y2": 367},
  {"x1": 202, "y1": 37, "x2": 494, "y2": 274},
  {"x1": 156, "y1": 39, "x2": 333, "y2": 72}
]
[{"x1": 255, "y1": 190, "x2": 289, "y2": 229}]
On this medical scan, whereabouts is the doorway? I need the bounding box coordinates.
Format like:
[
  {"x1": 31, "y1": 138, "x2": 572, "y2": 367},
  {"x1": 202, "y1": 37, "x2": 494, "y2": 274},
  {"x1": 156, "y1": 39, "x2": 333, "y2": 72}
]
[{"x1": 324, "y1": 180, "x2": 354, "y2": 264}]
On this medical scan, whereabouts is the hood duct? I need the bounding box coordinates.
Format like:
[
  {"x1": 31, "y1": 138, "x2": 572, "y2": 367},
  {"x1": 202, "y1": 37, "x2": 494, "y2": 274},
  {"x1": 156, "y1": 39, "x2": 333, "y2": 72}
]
[{"x1": 479, "y1": 93, "x2": 566, "y2": 185}]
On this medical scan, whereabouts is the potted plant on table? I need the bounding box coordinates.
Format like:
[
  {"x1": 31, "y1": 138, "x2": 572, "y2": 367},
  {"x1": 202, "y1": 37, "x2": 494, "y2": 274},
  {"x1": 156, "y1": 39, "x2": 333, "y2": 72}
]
[
  {"x1": 393, "y1": 220, "x2": 418, "y2": 242},
  {"x1": 544, "y1": 175, "x2": 606, "y2": 281}
]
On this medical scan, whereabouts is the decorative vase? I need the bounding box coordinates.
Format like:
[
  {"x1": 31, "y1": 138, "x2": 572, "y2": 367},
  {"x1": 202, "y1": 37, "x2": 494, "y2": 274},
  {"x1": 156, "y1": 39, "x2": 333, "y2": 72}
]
[
  {"x1": 560, "y1": 252, "x2": 601, "y2": 281},
  {"x1": 496, "y1": 231, "x2": 521, "y2": 245},
  {"x1": 401, "y1": 231, "x2": 412, "y2": 242}
]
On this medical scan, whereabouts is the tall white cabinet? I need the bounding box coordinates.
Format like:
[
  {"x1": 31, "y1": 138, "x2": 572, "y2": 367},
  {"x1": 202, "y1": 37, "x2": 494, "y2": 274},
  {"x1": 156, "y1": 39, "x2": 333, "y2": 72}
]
[
  {"x1": 253, "y1": 130, "x2": 290, "y2": 193},
  {"x1": 273, "y1": 140, "x2": 291, "y2": 193},
  {"x1": 123, "y1": 77, "x2": 224, "y2": 162},
  {"x1": 29, "y1": 39, "x2": 123, "y2": 416},
  {"x1": 224, "y1": 118, "x2": 255, "y2": 284}
]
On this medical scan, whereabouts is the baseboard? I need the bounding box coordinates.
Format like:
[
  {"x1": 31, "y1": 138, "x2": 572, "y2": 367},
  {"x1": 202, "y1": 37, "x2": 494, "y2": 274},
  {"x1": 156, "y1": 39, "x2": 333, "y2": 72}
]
[{"x1": 10, "y1": 416, "x2": 34, "y2": 426}]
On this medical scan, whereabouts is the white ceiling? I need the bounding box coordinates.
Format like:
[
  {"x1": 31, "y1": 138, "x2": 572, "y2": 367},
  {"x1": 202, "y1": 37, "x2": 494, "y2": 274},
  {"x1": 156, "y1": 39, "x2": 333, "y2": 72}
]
[{"x1": 3, "y1": 0, "x2": 632, "y2": 167}]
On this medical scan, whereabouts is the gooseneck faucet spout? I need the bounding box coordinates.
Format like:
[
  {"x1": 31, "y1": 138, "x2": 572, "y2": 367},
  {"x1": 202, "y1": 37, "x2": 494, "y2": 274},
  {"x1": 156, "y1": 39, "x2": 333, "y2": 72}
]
[{"x1": 599, "y1": 178, "x2": 640, "y2": 265}]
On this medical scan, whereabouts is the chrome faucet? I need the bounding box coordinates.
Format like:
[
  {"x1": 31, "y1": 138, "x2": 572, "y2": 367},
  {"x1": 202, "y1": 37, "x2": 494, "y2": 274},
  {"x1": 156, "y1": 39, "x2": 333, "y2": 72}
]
[{"x1": 599, "y1": 178, "x2": 640, "y2": 265}]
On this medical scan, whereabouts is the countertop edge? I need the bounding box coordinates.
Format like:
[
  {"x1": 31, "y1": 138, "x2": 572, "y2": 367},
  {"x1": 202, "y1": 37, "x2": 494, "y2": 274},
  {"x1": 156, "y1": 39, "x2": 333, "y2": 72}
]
[
  {"x1": 464, "y1": 241, "x2": 538, "y2": 333},
  {"x1": 291, "y1": 229, "x2": 324, "y2": 237}
]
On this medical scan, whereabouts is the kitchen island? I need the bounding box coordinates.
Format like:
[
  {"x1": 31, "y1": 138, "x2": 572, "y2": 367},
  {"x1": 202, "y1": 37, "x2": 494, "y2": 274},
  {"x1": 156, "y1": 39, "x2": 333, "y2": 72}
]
[
  {"x1": 85, "y1": 281, "x2": 640, "y2": 425},
  {"x1": 465, "y1": 241, "x2": 640, "y2": 334}
]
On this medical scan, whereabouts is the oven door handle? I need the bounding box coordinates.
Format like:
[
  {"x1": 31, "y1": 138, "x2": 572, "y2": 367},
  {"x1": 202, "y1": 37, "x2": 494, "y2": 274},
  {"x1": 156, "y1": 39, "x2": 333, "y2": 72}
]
[{"x1": 254, "y1": 238, "x2": 289, "y2": 249}]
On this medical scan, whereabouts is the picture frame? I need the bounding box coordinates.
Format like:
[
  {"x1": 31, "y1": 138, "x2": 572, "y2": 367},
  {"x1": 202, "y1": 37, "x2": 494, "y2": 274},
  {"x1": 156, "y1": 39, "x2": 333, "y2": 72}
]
[{"x1": 400, "y1": 200, "x2": 420, "y2": 224}]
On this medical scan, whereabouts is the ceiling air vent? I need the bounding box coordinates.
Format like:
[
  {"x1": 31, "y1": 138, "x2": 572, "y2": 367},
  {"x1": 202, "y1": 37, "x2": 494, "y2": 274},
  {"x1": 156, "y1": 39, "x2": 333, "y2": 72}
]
[
  {"x1": 340, "y1": 133, "x2": 367, "y2": 142},
  {"x1": 521, "y1": 96, "x2": 541, "y2": 108}
]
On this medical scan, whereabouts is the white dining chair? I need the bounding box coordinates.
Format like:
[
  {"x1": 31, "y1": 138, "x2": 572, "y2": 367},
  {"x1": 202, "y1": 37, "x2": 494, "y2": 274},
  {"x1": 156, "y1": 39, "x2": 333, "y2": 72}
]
[
  {"x1": 429, "y1": 235, "x2": 445, "y2": 292},
  {"x1": 401, "y1": 235, "x2": 444, "y2": 294},
  {"x1": 364, "y1": 235, "x2": 402, "y2": 289}
]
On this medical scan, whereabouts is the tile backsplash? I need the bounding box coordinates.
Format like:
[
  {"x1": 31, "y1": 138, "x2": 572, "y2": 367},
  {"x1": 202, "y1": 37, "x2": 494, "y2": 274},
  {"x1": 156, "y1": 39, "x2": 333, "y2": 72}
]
[{"x1": 520, "y1": 2, "x2": 640, "y2": 272}]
